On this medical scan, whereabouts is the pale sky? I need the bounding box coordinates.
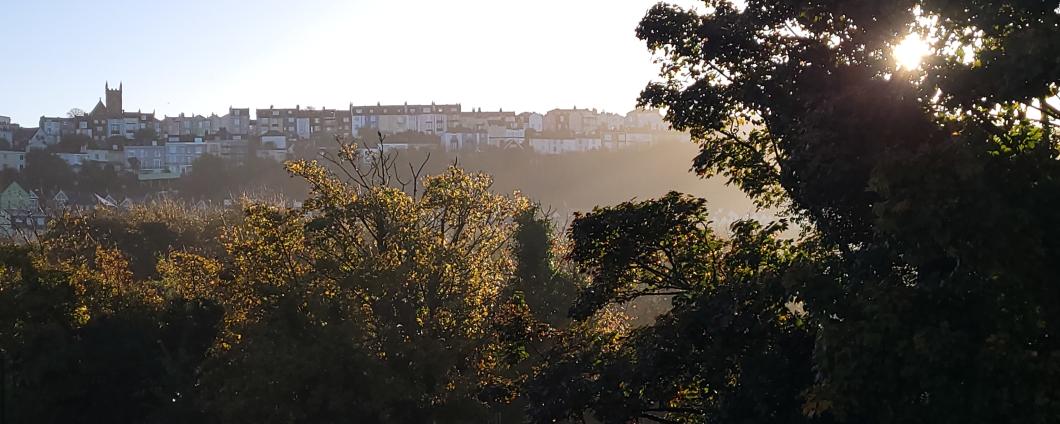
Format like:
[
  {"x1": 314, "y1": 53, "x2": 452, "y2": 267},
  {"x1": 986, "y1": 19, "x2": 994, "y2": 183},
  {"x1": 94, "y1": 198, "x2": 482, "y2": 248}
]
[{"x1": 0, "y1": 0, "x2": 699, "y2": 125}]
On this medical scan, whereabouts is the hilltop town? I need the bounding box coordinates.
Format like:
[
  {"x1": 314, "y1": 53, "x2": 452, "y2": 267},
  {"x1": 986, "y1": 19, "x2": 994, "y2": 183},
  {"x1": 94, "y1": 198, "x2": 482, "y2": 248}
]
[
  {"x1": 0, "y1": 82, "x2": 688, "y2": 234},
  {"x1": 1, "y1": 83, "x2": 682, "y2": 176}
]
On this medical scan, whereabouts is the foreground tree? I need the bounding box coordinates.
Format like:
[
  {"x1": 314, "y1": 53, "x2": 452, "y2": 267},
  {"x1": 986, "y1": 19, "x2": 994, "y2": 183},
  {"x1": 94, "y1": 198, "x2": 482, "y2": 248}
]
[
  {"x1": 0, "y1": 244, "x2": 222, "y2": 423},
  {"x1": 166, "y1": 144, "x2": 578, "y2": 422},
  {"x1": 5, "y1": 142, "x2": 586, "y2": 422},
  {"x1": 539, "y1": 0, "x2": 1060, "y2": 423},
  {"x1": 526, "y1": 194, "x2": 822, "y2": 424}
]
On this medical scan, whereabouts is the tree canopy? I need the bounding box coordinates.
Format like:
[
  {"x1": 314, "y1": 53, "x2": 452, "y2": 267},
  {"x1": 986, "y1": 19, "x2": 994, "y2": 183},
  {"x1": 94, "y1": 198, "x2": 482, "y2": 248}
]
[
  {"x1": 1, "y1": 143, "x2": 593, "y2": 423},
  {"x1": 527, "y1": 1, "x2": 1060, "y2": 423}
]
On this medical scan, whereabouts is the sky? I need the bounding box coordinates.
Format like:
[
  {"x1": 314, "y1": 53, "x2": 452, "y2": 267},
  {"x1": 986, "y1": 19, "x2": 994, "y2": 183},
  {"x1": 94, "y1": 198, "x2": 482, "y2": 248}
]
[{"x1": 0, "y1": 0, "x2": 700, "y2": 125}]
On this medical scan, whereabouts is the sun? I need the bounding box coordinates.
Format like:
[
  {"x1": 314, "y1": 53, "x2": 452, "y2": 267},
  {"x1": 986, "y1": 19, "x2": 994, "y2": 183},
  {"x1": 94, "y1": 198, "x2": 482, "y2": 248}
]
[{"x1": 894, "y1": 33, "x2": 930, "y2": 71}]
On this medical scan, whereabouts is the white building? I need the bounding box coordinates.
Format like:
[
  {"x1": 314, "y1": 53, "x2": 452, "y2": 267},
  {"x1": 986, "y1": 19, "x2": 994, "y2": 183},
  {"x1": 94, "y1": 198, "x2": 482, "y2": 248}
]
[
  {"x1": 221, "y1": 108, "x2": 251, "y2": 135},
  {"x1": 0, "y1": 151, "x2": 25, "y2": 170},
  {"x1": 15, "y1": 128, "x2": 49, "y2": 151},
  {"x1": 260, "y1": 132, "x2": 288, "y2": 150},
  {"x1": 351, "y1": 103, "x2": 459, "y2": 135},
  {"x1": 486, "y1": 126, "x2": 526, "y2": 149},
  {"x1": 57, "y1": 153, "x2": 90, "y2": 167},
  {"x1": 163, "y1": 114, "x2": 213, "y2": 137},
  {"x1": 529, "y1": 135, "x2": 603, "y2": 155},
  {"x1": 39, "y1": 117, "x2": 64, "y2": 145},
  {"x1": 440, "y1": 129, "x2": 488, "y2": 151},
  {"x1": 518, "y1": 112, "x2": 544, "y2": 132},
  {"x1": 543, "y1": 108, "x2": 603, "y2": 134},
  {"x1": 599, "y1": 112, "x2": 627, "y2": 131},
  {"x1": 165, "y1": 136, "x2": 220, "y2": 174},
  {"x1": 126, "y1": 144, "x2": 166, "y2": 171},
  {"x1": 257, "y1": 132, "x2": 289, "y2": 162},
  {"x1": 625, "y1": 108, "x2": 667, "y2": 131},
  {"x1": 58, "y1": 149, "x2": 119, "y2": 168}
]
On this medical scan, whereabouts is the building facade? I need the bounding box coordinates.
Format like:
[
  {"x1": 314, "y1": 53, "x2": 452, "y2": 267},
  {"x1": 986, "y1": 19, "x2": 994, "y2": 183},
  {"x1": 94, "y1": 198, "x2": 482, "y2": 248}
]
[
  {"x1": 0, "y1": 151, "x2": 25, "y2": 171},
  {"x1": 80, "y1": 83, "x2": 161, "y2": 142},
  {"x1": 165, "y1": 135, "x2": 220, "y2": 174},
  {"x1": 126, "y1": 144, "x2": 166, "y2": 171},
  {"x1": 255, "y1": 106, "x2": 353, "y2": 140},
  {"x1": 350, "y1": 103, "x2": 459, "y2": 136}
]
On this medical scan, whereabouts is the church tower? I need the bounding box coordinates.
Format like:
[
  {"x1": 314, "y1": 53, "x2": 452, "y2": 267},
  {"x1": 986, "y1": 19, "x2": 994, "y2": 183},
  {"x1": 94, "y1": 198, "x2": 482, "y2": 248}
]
[{"x1": 105, "y1": 82, "x2": 123, "y2": 116}]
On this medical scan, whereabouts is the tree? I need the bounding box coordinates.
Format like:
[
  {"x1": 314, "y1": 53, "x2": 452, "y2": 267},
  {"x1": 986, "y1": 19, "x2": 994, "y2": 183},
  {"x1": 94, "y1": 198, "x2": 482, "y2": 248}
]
[
  {"x1": 23, "y1": 150, "x2": 75, "y2": 193},
  {"x1": 42, "y1": 201, "x2": 233, "y2": 280},
  {"x1": 66, "y1": 108, "x2": 86, "y2": 118},
  {"x1": 0, "y1": 244, "x2": 222, "y2": 423},
  {"x1": 526, "y1": 194, "x2": 822, "y2": 424},
  {"x1": 77, "y1": 161, "x2": 140, "y2": 197},
  {"x1": 180, "y1": 154, "x2": 231, "y2": 201},
  {"x1": 510, "y1": 208, "x2": 580, "y2": 327},
  {"x1": 626, "y1": 1, "x2": 1060, "y2": 423},
  {"x1": 0, "y1": 167, "x2": 18, "y2": 189},
  {"x1": 157, "y1": 143, "x2": 566, "y2": 421}
]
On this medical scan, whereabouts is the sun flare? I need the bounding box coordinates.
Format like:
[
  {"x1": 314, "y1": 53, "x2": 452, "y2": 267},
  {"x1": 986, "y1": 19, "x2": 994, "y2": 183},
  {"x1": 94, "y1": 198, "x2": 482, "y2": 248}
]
[{"x1": 894, "y1": 33, "x2": 930, "y2": 71}]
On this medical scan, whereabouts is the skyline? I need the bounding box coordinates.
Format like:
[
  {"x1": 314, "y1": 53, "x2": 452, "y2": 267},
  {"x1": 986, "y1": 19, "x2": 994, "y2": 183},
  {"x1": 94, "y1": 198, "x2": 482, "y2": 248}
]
[{"x1": 0, "y1": 0, "x2": 699, "y2": 125}]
